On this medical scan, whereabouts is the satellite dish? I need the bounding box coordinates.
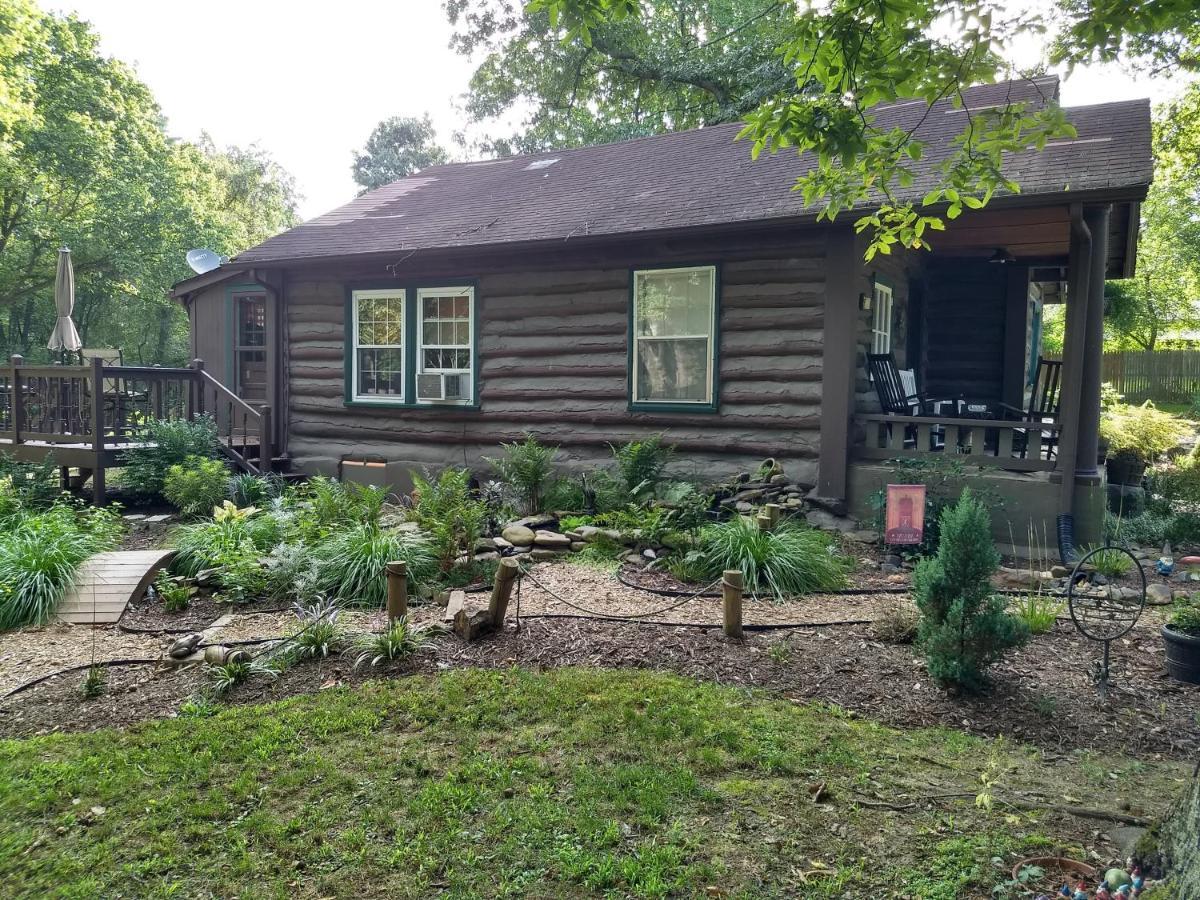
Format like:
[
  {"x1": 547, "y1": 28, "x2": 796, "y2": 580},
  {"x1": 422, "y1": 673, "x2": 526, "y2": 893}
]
[{"x1": 186, "y1": 248, "x2": 222, "y2": 274}]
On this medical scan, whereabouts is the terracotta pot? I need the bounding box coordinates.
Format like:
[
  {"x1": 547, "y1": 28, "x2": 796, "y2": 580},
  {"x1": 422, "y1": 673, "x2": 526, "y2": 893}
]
[
  {"x1": 1011, "y1": 855, "x2": 1097, "y2": 884},
  {"x1": 1163, "y1": 624, "x2": 1200, "y2": 684}
]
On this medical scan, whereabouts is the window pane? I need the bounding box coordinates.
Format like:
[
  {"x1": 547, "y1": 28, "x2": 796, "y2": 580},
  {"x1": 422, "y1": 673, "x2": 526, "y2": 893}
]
[
  {"x1": 422, "y1": 322, "x2": 438, "y2": 344},
  {"x1": 451, "y1": 295, "x2": 470, "y2": 317},
  {"x1": 423, "y1": 296, "x2": 438, "y2": 317},
  {"x1": 636, "y1": 337, "x2": 709, "y2": 402},
  {"x1": 636, "y1": 269, "x2": 713, "y2": 338},
  {"x1": 357, "y1": 348, "x2": 403, "y2": 396},
  {"x1": 454, "y1": 322, "x2": 470, "y2": 345}
]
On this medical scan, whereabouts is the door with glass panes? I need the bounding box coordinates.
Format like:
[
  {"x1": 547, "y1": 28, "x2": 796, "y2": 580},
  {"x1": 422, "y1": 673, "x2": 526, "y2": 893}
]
[{"x1": 230, "y1": 292, "x2": 273, "y2": 409}]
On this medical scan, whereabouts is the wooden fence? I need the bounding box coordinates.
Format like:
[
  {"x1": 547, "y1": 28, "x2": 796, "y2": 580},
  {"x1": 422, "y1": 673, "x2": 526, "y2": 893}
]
[{"x1": 1102, "y1": 350, "x2": 1200, "y2": 403}]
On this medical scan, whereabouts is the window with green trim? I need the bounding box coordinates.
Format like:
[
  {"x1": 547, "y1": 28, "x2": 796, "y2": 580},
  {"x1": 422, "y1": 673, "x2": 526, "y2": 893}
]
[
  {"x1": 416, "y1": 286, "x2": 474, "y2": 404},
  {"x1": 632, "y1": 265, "x2": 716, "y2": 405},
  {"x1": 351, "y1": 289, "x2": 405, "y2": 401}
]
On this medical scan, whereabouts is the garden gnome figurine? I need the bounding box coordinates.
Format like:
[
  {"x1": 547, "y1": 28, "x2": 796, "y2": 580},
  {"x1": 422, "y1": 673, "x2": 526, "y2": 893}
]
[
  {"x1": 1073, "y1": 882, "x2": 1089, "y2": 900},
  {"x1": 1157, "y1": 542, "x2": 1174, "y2": 576},
  {"x1": 1058, "y1": 886, "x2": 1072, "y2": 899},
  {"x1": 1096, "y1": 885, "x2": 1112, "y2": 900}
]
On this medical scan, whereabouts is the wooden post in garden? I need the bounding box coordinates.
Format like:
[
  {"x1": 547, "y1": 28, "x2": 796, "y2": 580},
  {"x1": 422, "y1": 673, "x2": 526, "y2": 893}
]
[
  {"x1": 385, "y1": 561, "x2": 408, "y2": 622},
  {"x1": 764, "y1": 503, "x2": 782, "y2": 529},
  {"x1": 10, "y1": 355, "x2": 23, "y2": 446},
  {"x1": 722, "y1": 569, "x2": 744, "y2": 639},
  {"x1": 487, "y1": 558, "x2": 520, "y2": 627}
]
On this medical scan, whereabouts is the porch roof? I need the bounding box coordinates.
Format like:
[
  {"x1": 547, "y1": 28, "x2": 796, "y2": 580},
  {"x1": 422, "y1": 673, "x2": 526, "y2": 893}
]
[{"x1": 220, "y1": 77, "x2": 1149, "y2": 274}]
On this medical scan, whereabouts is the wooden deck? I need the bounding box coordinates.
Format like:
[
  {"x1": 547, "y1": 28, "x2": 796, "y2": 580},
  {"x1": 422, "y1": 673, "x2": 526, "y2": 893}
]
[
  {"x1": 57, "y1": 549, "x2": 176, "y2": 625},
  {"x1": 0, "y1": 357, "x2": 275, "y2": 501}
]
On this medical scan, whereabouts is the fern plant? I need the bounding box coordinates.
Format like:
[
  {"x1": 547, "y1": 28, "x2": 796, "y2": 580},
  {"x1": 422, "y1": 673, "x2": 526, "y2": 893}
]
[
  {"x1": 409, "y1": 468, "x2": 486, "y2": 570},
  {"x1": 610, "y1": 435, "x2": 674, "y2": 499},
  {"x1": 487, "y1": 434, "x2": 559, "y2": 513}
]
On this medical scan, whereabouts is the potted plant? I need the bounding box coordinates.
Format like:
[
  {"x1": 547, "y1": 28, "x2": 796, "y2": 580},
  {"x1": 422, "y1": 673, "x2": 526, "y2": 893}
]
[
  {"x1": 1163, "y1": 595, "x2": 1200, "y2": 684},
  {"x1": 1100, "y1": 400, "x2": 1190, "y2": 486}
]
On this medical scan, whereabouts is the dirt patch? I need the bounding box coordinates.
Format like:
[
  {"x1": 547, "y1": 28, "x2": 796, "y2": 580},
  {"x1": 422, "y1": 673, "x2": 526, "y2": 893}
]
[{"x1": 4, "y1": 610, "x2": 1197, "y2": 761}]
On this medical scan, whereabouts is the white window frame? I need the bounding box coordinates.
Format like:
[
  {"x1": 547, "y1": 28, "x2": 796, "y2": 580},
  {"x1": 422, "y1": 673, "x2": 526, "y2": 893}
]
[
  {"x1": 871, "y1": 282, "x2": 894, "y2": 354},
  {"x1": 416, "y1": 285, "x2": 475, "y2": 405},
  {"x1": 351, "y1": 288, "x2": 406, "y2": 403},
  {"x1": 631, "y1": 265, "x2": 717, "y2": 406}
]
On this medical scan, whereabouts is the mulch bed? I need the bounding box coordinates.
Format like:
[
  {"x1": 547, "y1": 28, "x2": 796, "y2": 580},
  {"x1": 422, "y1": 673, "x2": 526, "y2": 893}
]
[
  {"x1": 4, "y1": 614, "x2": 1197, "y2": 762},
  {"x1": 119, "y1": 591, "x2": 229, "y2": 633}
]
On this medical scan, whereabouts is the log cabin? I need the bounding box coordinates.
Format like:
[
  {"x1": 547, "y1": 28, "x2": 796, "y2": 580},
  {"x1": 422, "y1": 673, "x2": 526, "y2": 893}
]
[{"x1": 171, "y1": 77, "x2": 1152, "y2": 550}]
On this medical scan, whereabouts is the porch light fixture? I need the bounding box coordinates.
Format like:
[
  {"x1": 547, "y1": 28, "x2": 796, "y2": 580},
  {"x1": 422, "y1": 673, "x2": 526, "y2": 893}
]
[{"x1": 988, "y1": 247, "x2": 1016, "y2": 264}]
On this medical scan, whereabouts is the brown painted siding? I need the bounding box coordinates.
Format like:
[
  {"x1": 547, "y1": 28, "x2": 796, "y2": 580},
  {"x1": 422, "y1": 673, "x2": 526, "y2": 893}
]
[{"x1": 283, "y1": 240, "x2": 826, "y2": 485}]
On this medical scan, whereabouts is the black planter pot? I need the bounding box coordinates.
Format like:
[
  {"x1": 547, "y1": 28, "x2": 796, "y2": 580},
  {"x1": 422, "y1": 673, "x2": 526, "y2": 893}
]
[
  {"x1": 1106, "y1": 454, "x2": 1148, "y2": 487},
  {"x1": 1163, "y1": 624, "x2": 1200, "y2": 685}
]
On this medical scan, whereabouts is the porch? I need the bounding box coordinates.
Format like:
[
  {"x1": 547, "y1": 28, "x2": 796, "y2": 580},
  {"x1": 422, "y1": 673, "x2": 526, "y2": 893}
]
[
  {"x1": 818, "y1": 201, "x2": 1130, "y2": 549},
  {"x1": 0, "y1": 356, "x2": 275, "y2": 503}
]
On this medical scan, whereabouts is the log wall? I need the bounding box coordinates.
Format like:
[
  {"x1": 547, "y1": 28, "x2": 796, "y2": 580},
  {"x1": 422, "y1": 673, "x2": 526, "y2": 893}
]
[{"x1": 282, "y1": 233, "x2": 828, "y2": 485}]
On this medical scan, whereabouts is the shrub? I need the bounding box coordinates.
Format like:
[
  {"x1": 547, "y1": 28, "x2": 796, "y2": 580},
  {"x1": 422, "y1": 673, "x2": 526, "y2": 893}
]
[
  {"x1": 302, "y1": 477, "x2": 386, "y2": 532},
  {"x1": 0, "y1": 503, "x2": 123, "y2": 630},
  {"x1": 231, "y1": 473, "x2": 286, "y2": 508},
  {"x1": 312, "y1": 523, "x2": 436, "y2": 607},
  {"x1": 121, "y1": 416, "x2": 219, "y2": 499},
  {"x1": 0, "y1": 455, "x2": 59, "y2": 508},
  {"x1": 868, "y1": 456, "x2": 1005, "y2": 558},
  {"x1": 913, "y1": 489, "x2": 1028, "y2": 692},
  {"x1": 409, "y1": 468, "x2": 486, "y2": 570},
  {"x1": 488, "y1": 434, "x2": 559, "y2": 513},
  {"x1": 1169, "y1": 595, "x2": 1200, "y2": 636},
  {"x1": 873, "y1": 597, "x2": 920, "y2": 643},
  {"x1": 1100, "y1": 400, "x2": 1190, "y2": 464},
  {"x1": 687, "y1": 517, "x2": 850, "y2": 599},
  {"x1": 611, "y1": 435, "x2": 674, "y2": 499},
  {"x1": 353, "y1": 616, "x2": 435, "y2": 668},
  {"x1": 154, "y1": 572, "x2": 194, "y2": 612},
  {"x1": 170, "y1": 511, "x2": 281, "y2": 578},
  {"x1": 1009, "y1": 593, "x2": 1062, "y2": 635},
  {"x1": 163, "y1": 456, "x2": 230, "y2": 518},
  {"x1": 1107, "y1": 509, "x2": 1171, "y2": 548},
  {"x1": 1166, "y1": 512, "x2": 1200, "y2": 546}
]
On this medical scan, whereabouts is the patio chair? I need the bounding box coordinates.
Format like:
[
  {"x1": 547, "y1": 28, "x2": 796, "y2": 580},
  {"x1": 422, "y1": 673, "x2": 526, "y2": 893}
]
[
  {"x1": 1001, "y1": 357, "x2": 1062, "y2": 459},
  {"x1": 867, "y1": 352, "x2": 942, "y2": 450}
]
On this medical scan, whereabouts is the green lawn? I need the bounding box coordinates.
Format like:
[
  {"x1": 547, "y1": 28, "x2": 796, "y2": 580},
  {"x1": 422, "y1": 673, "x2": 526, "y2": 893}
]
[{"x1": 0, "y1": 669, "x2": 1185, "y2": 899}]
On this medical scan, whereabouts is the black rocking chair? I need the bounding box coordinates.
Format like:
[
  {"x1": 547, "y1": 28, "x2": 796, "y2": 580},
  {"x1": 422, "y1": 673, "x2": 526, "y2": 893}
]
[
  {"x1": 868, "y1": 352, "x2": 942, "y2": 450},
  {"x1": 1001, "y1": 356, "x2": 1062, "y2": 460}
]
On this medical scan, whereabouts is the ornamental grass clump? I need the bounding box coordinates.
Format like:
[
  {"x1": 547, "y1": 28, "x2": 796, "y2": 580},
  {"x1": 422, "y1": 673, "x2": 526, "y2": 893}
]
[
  {"x1": 311, "y1": 523, "x2": 436, "y2": 607},
  {"x1": 913, "y1": 489, "x2": 1028, "y2": 692},
  {"x1": 0, "y1": 502, "x2": 123, "y2": 630},
  {"x1": 690, "y1": 516, "x2": 850, "y2": 599},
  {"x1": 353, "y1": 616, "x2": 436, "y2": 668}
]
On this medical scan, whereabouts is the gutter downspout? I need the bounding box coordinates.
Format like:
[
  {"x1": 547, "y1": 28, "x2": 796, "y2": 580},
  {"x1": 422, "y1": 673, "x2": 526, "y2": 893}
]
[{"x1": 1056, "y1": 204, "x2": 1092, "y2": 563}]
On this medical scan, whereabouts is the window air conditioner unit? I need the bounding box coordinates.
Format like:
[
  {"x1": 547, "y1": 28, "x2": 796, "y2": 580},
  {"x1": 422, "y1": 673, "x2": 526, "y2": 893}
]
[{"x1": 417, "y1": 372, "x2": 466, "y2": 401}]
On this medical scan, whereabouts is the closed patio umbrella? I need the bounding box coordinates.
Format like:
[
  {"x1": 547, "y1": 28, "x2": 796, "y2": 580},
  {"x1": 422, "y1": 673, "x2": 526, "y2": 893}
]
[{"x1": 47, "y1": 246, "x2": 82, "y2": 357}]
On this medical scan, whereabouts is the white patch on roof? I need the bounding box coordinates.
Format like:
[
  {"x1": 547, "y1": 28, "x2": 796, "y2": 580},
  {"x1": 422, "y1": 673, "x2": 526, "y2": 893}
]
[{"x1": 525, "y1": 158, "x2": 560, "y2": 171}]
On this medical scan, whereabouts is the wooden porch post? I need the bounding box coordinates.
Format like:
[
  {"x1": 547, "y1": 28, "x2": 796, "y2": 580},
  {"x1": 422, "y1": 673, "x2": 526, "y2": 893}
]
[
  {"x1": 1056, "y1": 204, "x2": 1092, "y2": 513},
  {"x1": 817, "y1": 227, "x2": 859, "y2": 501},
  {"x1": 1075, "y1": 205, "x2": 1111, "y2": 479}
]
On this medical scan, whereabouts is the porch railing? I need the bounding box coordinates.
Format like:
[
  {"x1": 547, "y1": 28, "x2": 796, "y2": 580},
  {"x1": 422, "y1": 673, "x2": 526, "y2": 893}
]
[
  {"x1": 1, "y1": 356, "x2": 272, "y2": 475},
  {"x1": 853, "y1": 412, "x2": 1060, "y2": 473}
]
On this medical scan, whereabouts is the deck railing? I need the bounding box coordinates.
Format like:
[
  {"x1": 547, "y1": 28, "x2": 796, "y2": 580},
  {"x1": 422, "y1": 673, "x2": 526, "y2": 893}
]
[
  {"x1": 1, "y1": 356, "x2": 272, "y2": 476},
  {"x1": 853, "y1": 412, "x2": 1060, "y2": 472}
]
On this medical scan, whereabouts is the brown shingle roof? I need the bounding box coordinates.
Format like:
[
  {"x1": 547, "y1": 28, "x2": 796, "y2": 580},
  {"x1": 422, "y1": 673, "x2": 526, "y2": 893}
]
[{"x1": 235, "y1": 77, "x2": 1151, "y2": 265}]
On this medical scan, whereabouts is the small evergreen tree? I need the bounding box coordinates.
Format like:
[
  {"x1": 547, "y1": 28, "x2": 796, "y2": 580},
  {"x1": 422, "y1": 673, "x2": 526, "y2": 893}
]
[{"x1": 913, "y1": 488, "x2": 1028, "y2": 692}]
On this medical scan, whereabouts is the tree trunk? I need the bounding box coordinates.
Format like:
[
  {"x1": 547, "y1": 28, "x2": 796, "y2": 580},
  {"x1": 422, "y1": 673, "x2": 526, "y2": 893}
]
[{"x1": 1136, "y1": 772, "x2": 1200, "y2": 895}]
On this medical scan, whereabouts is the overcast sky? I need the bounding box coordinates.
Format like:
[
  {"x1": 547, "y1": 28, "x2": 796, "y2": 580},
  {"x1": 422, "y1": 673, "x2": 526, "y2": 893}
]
[{"x1": 60, "y1": 1, "x2": 1192, "y2": 223}]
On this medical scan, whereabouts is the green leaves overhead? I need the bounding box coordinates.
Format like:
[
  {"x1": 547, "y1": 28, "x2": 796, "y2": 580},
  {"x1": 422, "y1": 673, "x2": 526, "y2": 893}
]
[
  {"x1": 0, "y1": 0, "x2": 298, "y2": 363},
  {"x1": 351, "y1": 114, "x2": 449, "y2": 192},
  {"x1": 512, "y1": 0, "x2": 1192, "y2": 258}
]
